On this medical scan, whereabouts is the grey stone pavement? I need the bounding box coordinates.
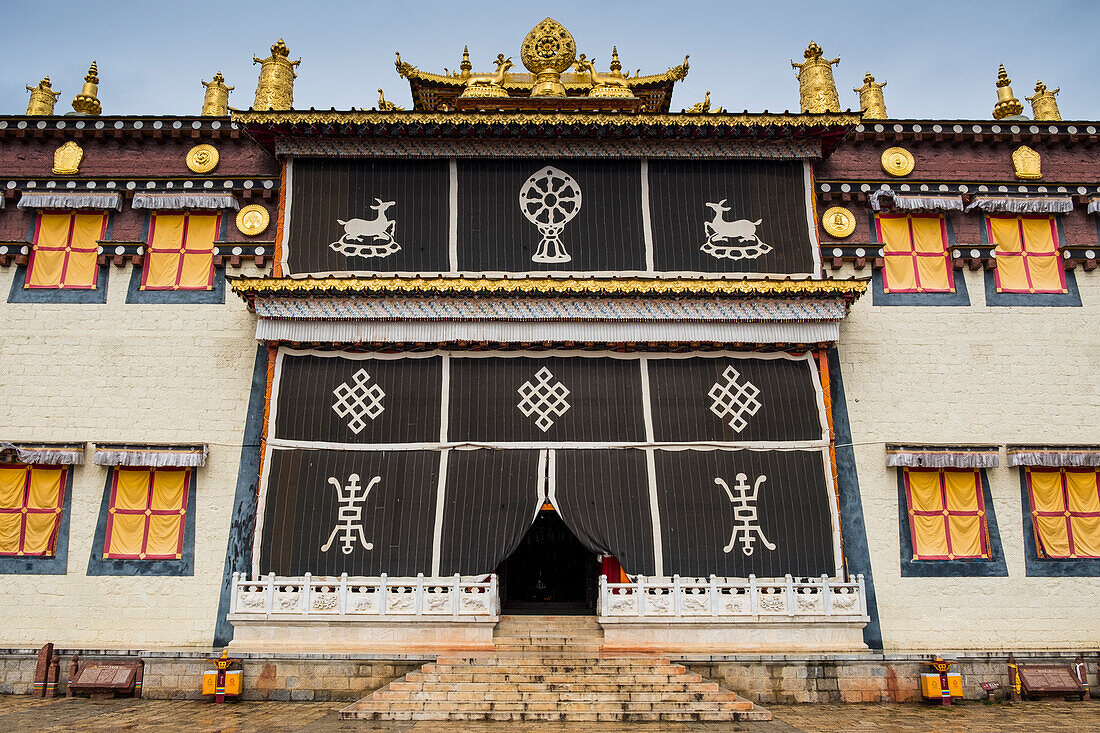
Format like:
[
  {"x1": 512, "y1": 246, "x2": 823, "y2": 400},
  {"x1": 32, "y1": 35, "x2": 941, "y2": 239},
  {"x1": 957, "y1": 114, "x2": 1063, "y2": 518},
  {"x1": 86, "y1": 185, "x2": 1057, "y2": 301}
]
[{"x1": 2, "y1": 697, "x2": 1100, "y2": 732}]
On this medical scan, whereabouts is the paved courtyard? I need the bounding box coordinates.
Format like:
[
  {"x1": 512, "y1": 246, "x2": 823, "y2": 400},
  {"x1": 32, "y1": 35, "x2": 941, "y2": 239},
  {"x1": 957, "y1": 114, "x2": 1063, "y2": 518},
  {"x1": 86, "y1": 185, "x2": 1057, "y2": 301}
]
[{"x1": 1, "y1": 697, "x2": 1098, "y2": 732}]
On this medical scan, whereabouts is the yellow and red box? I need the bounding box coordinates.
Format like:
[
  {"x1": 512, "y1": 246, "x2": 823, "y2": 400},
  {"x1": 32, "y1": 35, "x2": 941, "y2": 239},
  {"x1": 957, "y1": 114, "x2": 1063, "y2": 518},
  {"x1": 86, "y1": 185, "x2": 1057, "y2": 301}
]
[
  {"x1": 202, "y1": 670, "x2": 242, "y2": 697},
  {"x1": 921, "y1": 672, "x2": 963, "y2": 699}
]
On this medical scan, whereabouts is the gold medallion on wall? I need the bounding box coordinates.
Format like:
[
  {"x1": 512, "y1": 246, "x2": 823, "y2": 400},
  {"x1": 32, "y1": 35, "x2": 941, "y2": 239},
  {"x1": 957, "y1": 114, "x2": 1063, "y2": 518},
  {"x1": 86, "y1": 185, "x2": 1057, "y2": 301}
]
[
  {"x1": 53, "y1": 141, "x2": 84, "y2": 175},
  {"x1": 880, "y1": 147, "x2": 915, "y2": 177},
  {"x1": 236, "y1": 204, "x2": 270, "y2": 236},
  {"x1": 822, "y1": 206, "x2": 856, "y2": 238},
  {"x1": 186, "y1": 144, "x2": 220, "y2": 173},
  {"x1": 1012, "y1": 145, "x2": 1042, "y2": 180}
]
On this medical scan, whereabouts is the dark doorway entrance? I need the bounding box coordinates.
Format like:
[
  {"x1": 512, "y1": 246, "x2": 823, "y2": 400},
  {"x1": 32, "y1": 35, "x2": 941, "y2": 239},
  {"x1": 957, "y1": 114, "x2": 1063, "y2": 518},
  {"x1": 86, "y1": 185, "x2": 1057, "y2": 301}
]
[{"x1": 496, "y1": 510, "x2": 599, "y2": 614}]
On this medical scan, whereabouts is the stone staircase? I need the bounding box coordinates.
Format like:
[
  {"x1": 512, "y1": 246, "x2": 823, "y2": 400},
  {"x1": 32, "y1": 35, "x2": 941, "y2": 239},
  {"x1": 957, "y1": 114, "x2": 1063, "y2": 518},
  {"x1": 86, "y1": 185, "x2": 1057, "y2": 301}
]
[{"x1": 340, "y1": 615, "x2": 770, "y2": 722}]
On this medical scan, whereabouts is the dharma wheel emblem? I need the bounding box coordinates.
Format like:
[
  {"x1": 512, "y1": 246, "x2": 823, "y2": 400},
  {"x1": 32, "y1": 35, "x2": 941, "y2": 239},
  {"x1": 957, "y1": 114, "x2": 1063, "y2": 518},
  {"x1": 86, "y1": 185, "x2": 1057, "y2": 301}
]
[{"x1": 520, "y1": 166, "x2": 582, "y2": 264}]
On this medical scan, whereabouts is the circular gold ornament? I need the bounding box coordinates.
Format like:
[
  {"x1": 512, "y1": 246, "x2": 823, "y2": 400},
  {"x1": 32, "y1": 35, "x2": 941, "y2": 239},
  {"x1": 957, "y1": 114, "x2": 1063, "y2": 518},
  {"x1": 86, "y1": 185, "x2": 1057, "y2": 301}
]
[
  {"x1": 880, "y1": 147, "x2": 915, "y2": 177},
  {"x1": 520, "y1": 18, "x2": 576, "y2": 73},
  {"x1": 186, "y1": 144, "x2": 220, "y2": 174},
  {"x1": 235, "y1": 204, "x2": 270, "y2": 236},
  {"x1": 822, "y1": 207, "x2": 856, "y2": 238}
]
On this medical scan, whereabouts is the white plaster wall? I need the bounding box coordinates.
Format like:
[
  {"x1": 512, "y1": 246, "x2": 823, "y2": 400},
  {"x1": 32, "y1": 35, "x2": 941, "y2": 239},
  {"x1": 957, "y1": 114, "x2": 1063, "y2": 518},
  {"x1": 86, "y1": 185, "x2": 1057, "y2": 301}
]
[
  {"x1": 836, "y1": 266, "x2": 1100, "y2": 651},
  {"x1": 0, "y1": 263, "x2": 263, "y2": 649}
]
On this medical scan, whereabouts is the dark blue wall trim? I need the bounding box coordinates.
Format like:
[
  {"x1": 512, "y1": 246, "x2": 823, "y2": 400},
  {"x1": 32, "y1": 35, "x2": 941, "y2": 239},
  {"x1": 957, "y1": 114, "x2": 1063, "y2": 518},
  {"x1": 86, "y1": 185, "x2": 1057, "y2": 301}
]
[
  {"x1": 213, "y1": 345, "x2": 268, "y2": 647},
  {"x1": 1019, "y1": 470, "x2": 1100, "y2": 577},
  {"x1": 826, "y1": 346, "x2": 882, "y2": 650},
  {"x1": 871, "y1": 268, "x2": 971, "y2": 306},
  {"x1": 7, "y1": 264, "x2": 109, "y2": 304},
  {"x1": 125, "y1": 266, "x2": 226, "y2": 304},
  {"x1": 897, "y1": 469, "x2": 1008, "y2": 577},
  {"x1": 0, "y1": 467, "x2": 74, "y2": 575},
  {"x1": 86, "y1": 468, "x2": 196, "y2": 576},
  {"x1": 983, "y1": 268, "x2": 1081, "y2": 307}
]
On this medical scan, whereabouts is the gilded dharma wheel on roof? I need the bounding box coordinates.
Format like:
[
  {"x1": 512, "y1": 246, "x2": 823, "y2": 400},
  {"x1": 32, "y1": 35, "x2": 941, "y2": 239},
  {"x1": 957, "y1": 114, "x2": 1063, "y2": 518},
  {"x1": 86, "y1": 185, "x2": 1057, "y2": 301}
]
[{"x1": 521, "y1": 17, "x2": 577, "y2": 97}]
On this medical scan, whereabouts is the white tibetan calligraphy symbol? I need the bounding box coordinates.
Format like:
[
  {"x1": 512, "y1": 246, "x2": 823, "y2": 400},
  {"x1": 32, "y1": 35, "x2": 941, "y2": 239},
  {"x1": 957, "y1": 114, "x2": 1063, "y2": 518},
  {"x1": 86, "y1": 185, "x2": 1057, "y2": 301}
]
[
  {"x1": 332, "y1": 368, "x2": 386, "y2": 434},
  {"x1": 520, "y1": 166, "x2": 582, "y2": 263},
  {"x1": 517, "y1": 367, "x2": 571, "y2": 432},
  {"x1": 701, "y1": 199, "x2": 772, "y2": 260},
  {"x1": 321, "y1": 473, "x2": 378, "y2": 555},
  {"x1": 708, "y1": 365, "x2": 762, "y2": 433},
  {"x1": 716, "y1": 474, "x2": 776, "y2": 556},
  {"x1": 330, "y1": 198, "x2": 401, "y2": 258}
]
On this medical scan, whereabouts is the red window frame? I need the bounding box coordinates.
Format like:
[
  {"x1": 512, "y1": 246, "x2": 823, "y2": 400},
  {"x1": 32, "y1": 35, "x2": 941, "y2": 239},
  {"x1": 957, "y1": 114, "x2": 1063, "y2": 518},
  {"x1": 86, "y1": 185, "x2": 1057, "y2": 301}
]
[
  {"x1": 903, "y1": 468, "x2": 990, "y2": 560},
  {"x1": 876, "y1": 213, "x2": 955, "y2": 293},
  {"x1": 141, "y1": 211, "x2": 219, "y2": 291},
  {"x1": 25, "y1": 210, "x2": 107, "y2": 290},
  {"x1": 102, "y1": 467, "x2": 190, "y2": 560},
  {"x1": 987, "y1": 215, "x2": 1067, "y2": 294},
  {"x1": 0, "y1": 463, "x2": 67, "y2": 557},
  {"x1": 1026, "y1": 468, "x2": 1100, "y2": 559}
]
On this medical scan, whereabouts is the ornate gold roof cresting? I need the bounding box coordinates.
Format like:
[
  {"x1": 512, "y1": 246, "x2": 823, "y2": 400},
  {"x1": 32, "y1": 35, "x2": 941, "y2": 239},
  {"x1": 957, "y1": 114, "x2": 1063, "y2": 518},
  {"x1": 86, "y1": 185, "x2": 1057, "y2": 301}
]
[
  {"x1": 1026, "y1": 81, "x2": 1061, "y2": 121},
  {"x1": 253, "y1": 39, "x2": 300, "y2": 111},
  {"x1": 521, "y1": 18, "x2": 577, "y2": 97},
  {"x1": 792, "y1": 42, "x2": 840, "y2": 114},
  {"x1": 992, "y1": 64, "x2": 1024, "y2": 119},
  {"x1": 71, "y1": 61, "x2": 102, "y2": 116},
  {"x1": 854, "y1": 73, "x2": 887, "y2": 119},
  {"x1": 201, "y1": 72, "x2": 234, "y2": 116},
  {"x1": 25, "y1": 77, "x2": 61, "y2": 116}
]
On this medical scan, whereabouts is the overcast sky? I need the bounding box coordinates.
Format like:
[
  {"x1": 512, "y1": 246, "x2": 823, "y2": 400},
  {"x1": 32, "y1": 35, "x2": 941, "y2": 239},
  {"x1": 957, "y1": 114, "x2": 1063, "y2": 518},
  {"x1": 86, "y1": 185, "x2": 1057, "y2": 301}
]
[{"x1": 3, "y1": 0, "x2": 1098, "y2": 120}]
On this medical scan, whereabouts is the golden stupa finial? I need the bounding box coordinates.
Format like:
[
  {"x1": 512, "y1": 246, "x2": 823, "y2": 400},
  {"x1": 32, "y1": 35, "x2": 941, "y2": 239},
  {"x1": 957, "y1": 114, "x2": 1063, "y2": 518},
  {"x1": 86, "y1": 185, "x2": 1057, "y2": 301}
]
[
  {"x1": 791, "y1": 41, "x2": 840, "y2": 113},
  {"x1": 854, "y1": 72, "x2": 887, "y2": 119},
  {"x1": 609, "y1": 46, "x2": 624, "y2": 78},
  {"x1": 26, "y1": 76, "x2": 61, "y2": 116},
  {"x1": 993, "y1": 64, "x2": 1024, "y2": 119},
  {"x1": 201, "y1": 71, "x2": 234, "y2": 116},
  {"x1": 1025, "y1": 80, "x2": 1061, "y2": 121},
  {"x1": 459, "y1": 46, "x2": 472, "y2": 78},
  {"x1": 521, "y1": 18, "x2": 577, "y2": 97},
  {"x1": 252, "y1": 38, "x2": 300, "y2": 111},
  {"x1": 71, "y1": 60, "x2": 102, "y2": 116}
]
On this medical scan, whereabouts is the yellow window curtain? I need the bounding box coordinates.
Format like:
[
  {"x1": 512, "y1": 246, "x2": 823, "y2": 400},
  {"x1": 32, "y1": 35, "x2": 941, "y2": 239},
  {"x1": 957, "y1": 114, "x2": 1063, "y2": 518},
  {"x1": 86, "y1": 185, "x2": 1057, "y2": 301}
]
[
  {"x1": 0, "y1": 464, "x2": 65, "y2": 557},
  {"x1": 878, "y1": 215, "x2": 953, "y2": 293},
  {"x1": 990, "y1": 216, "x2": 1067, "y2": 294},
  {"x1": 104, "y1": 468, "x2": 188, "y2": 559},
  {"x1": 1028, "y1": 469, "x2": 1100, "y2": 559},
  {"x1": 143, "y1": 213, "x2": 218, "y2": 291},
  {"x1": 905, "y1": 469, "x2": 989, "y2": 560},
  {"x1": 26, "y1": 212, "x2": 104, "y2": 289}
]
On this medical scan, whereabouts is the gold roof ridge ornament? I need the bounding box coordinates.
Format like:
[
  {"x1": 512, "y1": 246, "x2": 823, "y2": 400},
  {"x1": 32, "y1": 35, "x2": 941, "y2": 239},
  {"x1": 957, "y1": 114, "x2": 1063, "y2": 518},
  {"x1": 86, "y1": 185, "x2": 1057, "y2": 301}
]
[
  {"x1": 253, "y1": 38, "x2": 300, "y2": 111},
  {"x1": 854, "y1": 72, "x2": 887, "y2": 120},
  {"x1": 686, "y1": 91, "x2": 724, "y2": 114},
  {"x1": 376, "y1": 89, "x2": 403, "y2": 111},
  {"x1": 574, "y1": 54, "x2": 636, "y2": 99},
  {"x1": 792, "y1": 41, "x2": 840, "y2": 114},
  {"x1": 71, "y1": 61, "x2": 102, "y2": 116},
  {"x1": 201, "y1": 72, "x2": 234, "y2": 116},
  {"x1": 459, "y1": 54, "x2": 512, "y2": 98},
  {"x1": 992, "y1": 64, "x2": 1024, "y2": 120},
  {"x1": 521, "y1": 18, "x2": 577, "y2": 97},
  {"x1": 459, "y1": 46, "x2": 472, "y2": 78},
  {"x1": 26, "y1": 77, "x2": 61, "y2": 116},
  {"x1": 1026, "y1": 80, "x2": 1061, "y2": 121}
]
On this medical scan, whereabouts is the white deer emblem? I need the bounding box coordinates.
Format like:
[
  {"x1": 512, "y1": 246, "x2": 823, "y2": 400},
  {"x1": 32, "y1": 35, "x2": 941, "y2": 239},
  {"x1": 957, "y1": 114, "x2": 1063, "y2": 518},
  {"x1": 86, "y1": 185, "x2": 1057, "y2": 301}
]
[
  {"x1": 701, "y1": 199, "x2": 773, "y2": 261},
  {"x1": 330, "y1": 199, "x2": 401, "y2": 259}
]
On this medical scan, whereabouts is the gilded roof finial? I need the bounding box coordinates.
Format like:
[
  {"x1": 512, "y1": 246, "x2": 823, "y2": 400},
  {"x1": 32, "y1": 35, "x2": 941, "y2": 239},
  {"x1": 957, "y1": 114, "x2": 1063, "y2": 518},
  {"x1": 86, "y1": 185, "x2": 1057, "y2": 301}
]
[
  {"x1": 1025, "y1": 80, "x2": 1061, "y2": 121},
  {"x1": 377, "y1": 89, "x2": 404, "y2": 111},
  {"x1": 792, "y1": 41, "x2": 840, "y2": 113},
  {"x1": 854, "y1": 72, "x2": 887, "y2": 119},
  {"x1": 201, "y1": 71, "x2": 234, "y2": 116},
  {"x1": 71, "y1": 60, "x2": 102, "y2": 116},
  {"x1": 609, "y1": 46, "x2": 624, "y2": 78},
  {"x1": 459, "y1": 46, "x2": 472, "y2": 78},
  {"x1": 252, "y1": 38, "x2": 300, "y2": 111},
  {"x1": 25, "y1": 76, "x2": 61, "y2": 116},
  {"x1": 521, "y1": 18, "x2": 577, "y2": 97},
  {"x1": 993, "y1": 64, "x2": 1024, "y2": 119}
]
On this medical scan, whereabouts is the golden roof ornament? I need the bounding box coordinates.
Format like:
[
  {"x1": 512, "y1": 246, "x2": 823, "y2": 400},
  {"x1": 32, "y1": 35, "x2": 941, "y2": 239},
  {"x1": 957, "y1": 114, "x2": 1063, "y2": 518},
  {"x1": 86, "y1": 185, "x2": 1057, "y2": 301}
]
[
  {"x1": 574, "y1": 54, "x2": 636, "y2": 99},
  {"x1": 459, "y1": 46, "x2": 472, "y2": 78},
  {"x1": 521, "y1": 18, "x2": 577, "y2": 97},
  {"x1": 460, "y1": 54, "x2": 512, "y2": 98},
  {"x1": 201, "y1": 72, "x2": 234, "y2": 116},
  {"x1": 854, "y1": 72, "x2": 887, "y2": 119},
  {"x1": 1026, "y1": 80, "x2": 1061, "y2": 121},
  {"x1": 71, "y1": 61, "x2": 102, "y2": 116},
  {"x1": 1012, "y1": 145, "x2": 1042, "y2": 180},
  {"x1": 992, "y1": 64, "x2": 1024, "y2": 119},
  {"x1": 792, "y1": 42, "x2": 840, "y2": 113},
  {"x1": 25, "y1": 77, "x2": 61, "y2": 116},
  {"x1": 53, "y1": 141, "x2": 84, "y2": 175},
  {"x1": 686, "y1": 91, "x2": 723, "y2": 114},
  {"x1": 608, "y1": 47, "x2": 625, "y2": 78},
  {"x1": 252, "y1": 39, "x2": 300, "y2": 111},
  {"x1": 377, "y1": 89, "x2": 403, "y2": 111}
]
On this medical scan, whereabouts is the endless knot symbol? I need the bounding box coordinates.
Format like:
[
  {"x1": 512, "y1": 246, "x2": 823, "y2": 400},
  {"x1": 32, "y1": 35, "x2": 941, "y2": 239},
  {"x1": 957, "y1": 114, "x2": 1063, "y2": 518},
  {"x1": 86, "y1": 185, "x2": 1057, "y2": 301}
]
[
  {"x1": 517, "y1": 367, "x2": 571, "y2": 432},
  {"x1": 708, "y1": 365, "x2": 762, "y2": 433},
  {"x1": 332, "y1": 368, "x2": 386, "y2": 434}
]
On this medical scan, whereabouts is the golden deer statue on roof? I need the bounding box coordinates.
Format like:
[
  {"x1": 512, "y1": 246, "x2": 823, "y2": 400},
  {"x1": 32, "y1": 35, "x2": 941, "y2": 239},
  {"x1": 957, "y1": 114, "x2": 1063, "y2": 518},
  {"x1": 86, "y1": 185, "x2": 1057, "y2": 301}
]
[{"x1": 460, "y1": 54, "x2": 513, "y2": 98}]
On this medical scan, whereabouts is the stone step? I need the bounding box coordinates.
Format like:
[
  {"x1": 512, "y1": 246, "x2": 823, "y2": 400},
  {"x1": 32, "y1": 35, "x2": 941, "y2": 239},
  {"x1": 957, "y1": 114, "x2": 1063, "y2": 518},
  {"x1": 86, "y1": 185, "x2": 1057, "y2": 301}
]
[
  {"x1": 385, "y1": 680, "x2": 721, "y2": 694},
  {"x1": 347, "y1": 710, "x2": 770, "y2": 723},
  {"x1": 374, "y1": 689, "x2": 747, "y2": 705},
  {"x1": 405, "y1": 672, "x2": 704, "y2": 685},
  {"x1": 355, "y1": 699, "x2": 754, "y2": 713},
  {"x1": 424, "y1": 662, "x2": 685, "y2": 674}
]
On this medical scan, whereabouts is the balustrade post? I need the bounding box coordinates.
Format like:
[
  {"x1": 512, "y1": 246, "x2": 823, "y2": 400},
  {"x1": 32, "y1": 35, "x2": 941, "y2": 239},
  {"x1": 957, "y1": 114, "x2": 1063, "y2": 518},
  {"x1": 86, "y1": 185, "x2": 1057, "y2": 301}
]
[
  {"x1": 302, "y1": 572, "x2": 312, "y2": 615},
  {"x1": 490, "y1": 573, "x2": 500, "y2": 616},
  {"x1": 414, "y1": 573, "x2": 425, "y2": 615},
  {"x1": 338, "y1": 573, "x2": 348, "y2": 615},
  {"x1": 265, "y1": 572, "x2": 275, "y2": 619},
  {"x1": 786, "y1": 574, "x2": 795, "y2": 617},
  {"x1": 379, "y1": 573, "x2": 388, "y2": 617},
  {"x1": 598, "y1": 574, "x2": 606, "y2": 616},
  {"x1": 673, "y1": 574, "x2": 682, "y2": 617},
  {"x1": 857, "y1": 573, "x2": 866, "y2": 615},
  {"x1": 822, "y1": 574, "x2": 832, "y2": 617},
  {"x1": 638, "y1": 575, "x2": 646, "y2": 617},
  {"x1": 710, "y1": 574, "x2": 718, "y2": 617},
  {"x1": 748, "y1": 574, "x2": 758, "y2": 617},
  {"x1": 230, "y1": 572, "x2": 239, "y2": 614},
  {"x1": 452, "y1": 573, "x2": 461, "y2": 618}
]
